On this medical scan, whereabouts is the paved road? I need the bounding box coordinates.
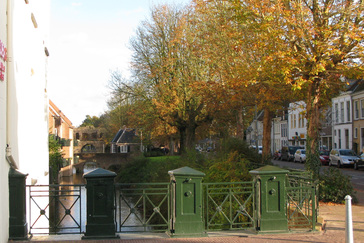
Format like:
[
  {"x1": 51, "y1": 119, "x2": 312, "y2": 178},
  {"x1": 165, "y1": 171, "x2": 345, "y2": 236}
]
[{"x1": 272, "y1": 159, "x2": 364, "y2": 197}]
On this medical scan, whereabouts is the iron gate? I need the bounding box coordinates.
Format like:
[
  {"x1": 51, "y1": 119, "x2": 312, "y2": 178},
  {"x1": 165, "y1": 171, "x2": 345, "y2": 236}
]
[
  {"x1": 286, "y1": 174, "x2": 318, "y2": 231},
  {"x1": 203, "y1": 181, "x2": 255, "y2": 231},
  {"x1": 114, "y1": 182, "x2": 171, "y2": 232}
]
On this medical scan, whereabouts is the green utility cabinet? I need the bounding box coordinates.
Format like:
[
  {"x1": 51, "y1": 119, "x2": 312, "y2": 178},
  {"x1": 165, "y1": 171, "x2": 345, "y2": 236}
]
[
  {"x1": 82, "y1": 168, "x2": 119, "y2": 239},
  {"x1": 250, "y1": 165, "x2": 289, "y2": 233},
  {"x1": 8, "y1": 168, "x2": 28, "y2": 240},
  {"x1": 168, "y1": 167, "x2": 206, "y2": 238}
]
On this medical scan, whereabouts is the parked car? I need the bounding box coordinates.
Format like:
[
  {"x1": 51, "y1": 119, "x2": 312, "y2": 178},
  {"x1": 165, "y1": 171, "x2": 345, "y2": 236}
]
[
  {"x1": 294, "y1": 149, "x2": 306, "y2": 163},
  {"x1": 273, "y1": 150, "x2": 282, "y2": 160},
  {"x1": 354, "y1": 153, "x2": 364, "y2": 170},
  {"x1": 281, "y1": 146, "x2": 304, "y2": 161},
  {"x1": 250, "y1": 145, "x2": 263, "y2": 154},
  {"x1": 329, "y1": 149, "x2": 359, "y2": 168},
  {"x1": 319, "y1": 150, "x2": 330, "y2": 166}
]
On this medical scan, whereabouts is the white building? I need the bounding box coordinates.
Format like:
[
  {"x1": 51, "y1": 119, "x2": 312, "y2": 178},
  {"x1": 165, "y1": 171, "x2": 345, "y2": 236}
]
[
  {"x1": 0, "y1": 0, "x2": 50, "y2": 241},
  {"x1": 246, "y1": 110, "x2": 264, "y2": 147},
  {"x1": 288, "y1": 101, "x2": 307, "y2": 146},
  {"x1": 331, "y1": 80, "x2": 359, "y2": 150},
  {"x1": 271, "y1": 115, "x2": 288, "y2": 153}
]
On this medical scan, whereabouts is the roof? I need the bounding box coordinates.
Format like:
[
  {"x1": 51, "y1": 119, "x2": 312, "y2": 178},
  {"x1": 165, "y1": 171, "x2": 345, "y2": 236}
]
[
  {"x1": 49, "y1": 99, "x2": 73, "y2": 128},
  {"x1": 111, "y1": 128, "x2": 136, "y2": 144}
]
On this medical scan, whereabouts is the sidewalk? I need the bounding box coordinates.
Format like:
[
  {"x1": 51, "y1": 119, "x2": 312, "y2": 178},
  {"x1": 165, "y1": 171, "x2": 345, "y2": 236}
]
[
  {"x1": 13, "y1": 190, "x2": 364, "y2": 243},
  {"x1": 15, "y1": 203, "x2": 364, "y2": 243}
]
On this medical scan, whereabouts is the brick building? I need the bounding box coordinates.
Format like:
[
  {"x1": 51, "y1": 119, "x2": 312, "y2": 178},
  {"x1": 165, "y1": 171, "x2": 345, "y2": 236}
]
[{"x1": 49, "y1": 99, "x2": 74, "y2": 165}]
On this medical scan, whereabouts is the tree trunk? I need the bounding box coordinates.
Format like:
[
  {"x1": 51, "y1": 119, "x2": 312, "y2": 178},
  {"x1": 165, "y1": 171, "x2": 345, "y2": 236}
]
[
  {"x1": 262, "y1": 108, "x2": 272, "y2": 162},
  {"x1": 186, "y1": 124, "x2": 197, "y2": 151},
  {"x1": 305, "y1": 81, "x2": 321, "y2": 179},
  {"x1": 236, "y1": 109, "x2": 244, "y2": 139},
  {"x1": 178, "y1": 126, "x2": 187, "y2": 154}
]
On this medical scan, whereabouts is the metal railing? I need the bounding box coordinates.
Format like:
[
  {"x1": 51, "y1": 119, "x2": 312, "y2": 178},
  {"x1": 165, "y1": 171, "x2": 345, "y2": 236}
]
[
  {"x1": 203, "y1": 181, "x2": 255, "y2": 231},
  {"x1": 286, "y1": 172, "x2": 318, "y2": 231},
  {"x1": 27, "y1": 184, "x2": 86, "y2": 235},
  {"x1": 114, "y1": 182, "x2": 171, "y2": 233}
]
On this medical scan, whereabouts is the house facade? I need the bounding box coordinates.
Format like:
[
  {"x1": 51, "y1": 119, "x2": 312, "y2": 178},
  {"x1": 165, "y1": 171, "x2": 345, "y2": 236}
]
[
  {"x1": 74, "y1": 126, "x2": 107, "y2": 156},
  {"x1": 111, "y1": 128, "x2": 140, "y2": 153},
  {"x1": 351, "y1": 81, "x2": 364, "y2": 154},
  {"x1": 0, "y1": 0, "x2": 50, "y2": 241},
  {"x1": 332, "y1": 91, "x2": 353, "y2": 150},
  {"x1": 49, "y1": 99, "x2": 74, "y2": 167},
  {"x1": 271, "y1": 115, "x2": 288, "y2": 153},
  {"x1": 288, "y1": 101, "x2": 307, "y2": 147}
]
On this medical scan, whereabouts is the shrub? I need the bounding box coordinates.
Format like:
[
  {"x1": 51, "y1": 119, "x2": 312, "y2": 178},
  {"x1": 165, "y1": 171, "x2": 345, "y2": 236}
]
[
  {"x1": 319, "y1": 167, "x2": 357, "y2": 204},
  {"x1": 205, "y1": 151, "x2": 253, "y2": 182}
]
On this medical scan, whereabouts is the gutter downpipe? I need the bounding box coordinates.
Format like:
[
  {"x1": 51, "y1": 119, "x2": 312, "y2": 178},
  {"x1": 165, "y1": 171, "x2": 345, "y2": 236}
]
[{"x1": 6, "y1": 0, "x2": 17, "y2": 169}]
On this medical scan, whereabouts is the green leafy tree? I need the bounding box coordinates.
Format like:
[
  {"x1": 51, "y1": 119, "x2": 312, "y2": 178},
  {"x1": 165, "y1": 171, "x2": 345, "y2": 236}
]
[{"x1": 49, "y1": 135, "x2": 63, "y2": 184}]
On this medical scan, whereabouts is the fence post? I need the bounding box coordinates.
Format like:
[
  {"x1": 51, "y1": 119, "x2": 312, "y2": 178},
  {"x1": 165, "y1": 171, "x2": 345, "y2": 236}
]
[
  {"x1": 345, "y1": 195, "x2": 353, "y2": 243},
  {"x1": 167, "y1": 166, "x2": 206, "y2": 238},
  {"x1": 250, "y1": 165, "x2": 289, "y2": 233},
  {"x1": 82, "y1": 168, "x2": 119, "y2": 239},
  {"x1": 8, "y1": 168, "x2": 28, "y2": 240}
]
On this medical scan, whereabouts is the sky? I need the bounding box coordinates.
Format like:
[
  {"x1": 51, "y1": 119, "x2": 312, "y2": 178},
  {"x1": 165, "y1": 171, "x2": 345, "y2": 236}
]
[{"x1": 48, "y1": 0, "x2": 190, "y2": 127}]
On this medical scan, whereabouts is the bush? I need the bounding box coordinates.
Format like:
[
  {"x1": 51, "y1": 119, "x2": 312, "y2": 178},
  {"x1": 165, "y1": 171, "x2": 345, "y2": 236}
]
[
  {"x1": 319, "y1": 167, "x2": 357, "y2": 204},
  {"x1": 204, "y1": 151, "x2": 253, "y2": 182}
]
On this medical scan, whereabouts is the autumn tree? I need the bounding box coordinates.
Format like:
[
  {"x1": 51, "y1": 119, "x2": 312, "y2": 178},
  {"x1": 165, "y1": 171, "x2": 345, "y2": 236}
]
[
  {"x1": 192, "y1": 0, "x2": 298, "y2": 160},
  {"x1": 277, "y1": 0, "x2": 364, "y2": 177},
  {"x1": 129, "y1": 4, "x2": 214, "y2": 153}
]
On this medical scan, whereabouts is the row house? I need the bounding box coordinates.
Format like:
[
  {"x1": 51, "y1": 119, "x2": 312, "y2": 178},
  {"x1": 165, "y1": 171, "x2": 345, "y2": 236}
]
[
  {"x1": 347, "y1": 80, "x2": 364, "y2": 154},
  {"x1": 49, "y1": 99, "x2": 74, "y2": 166},
  {"x1": 247, "y1": 79, "x2": 364, "y2": 155}
]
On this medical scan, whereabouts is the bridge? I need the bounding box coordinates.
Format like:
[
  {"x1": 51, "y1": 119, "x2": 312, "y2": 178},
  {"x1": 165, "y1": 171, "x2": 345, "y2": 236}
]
[{"x1": 59, "y1": 153, "x2": 130, "y2": 176}]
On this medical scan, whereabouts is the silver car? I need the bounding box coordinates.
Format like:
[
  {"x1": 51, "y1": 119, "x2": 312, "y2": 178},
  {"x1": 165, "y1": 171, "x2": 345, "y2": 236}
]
[{"x1": 329, "y1": 149, "x2": 359, "y2": 168}]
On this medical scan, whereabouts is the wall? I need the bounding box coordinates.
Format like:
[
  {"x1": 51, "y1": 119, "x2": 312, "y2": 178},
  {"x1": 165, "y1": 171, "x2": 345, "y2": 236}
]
[
  {"x1": 0, "y1": 0, "x2": 10, "y2": 241},
  {"x1": 7, "y1": 0, "x2": 50, "y2": 185}
]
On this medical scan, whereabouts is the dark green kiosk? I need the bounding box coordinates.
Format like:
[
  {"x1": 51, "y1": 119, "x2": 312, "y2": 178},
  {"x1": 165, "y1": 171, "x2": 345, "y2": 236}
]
[
  {"x1": 8, "y1": 168, "x2": 28, "y2": 240},
  {"x1": 250, "y1": 165, "x2": 289, "y2": 233},
  {"x1": 82, "y1": 168, "x2": 119, "y2": 239},
  {"x1": 168, "y1": 166, "x2": 207, "y2": 238}
]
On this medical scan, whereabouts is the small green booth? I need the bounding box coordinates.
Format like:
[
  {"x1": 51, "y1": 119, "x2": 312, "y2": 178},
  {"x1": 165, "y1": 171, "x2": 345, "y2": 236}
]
[
  {"x1": 250, "y1": 165, "x2": 289, "y2": 233},
  {"x1": 168, "y1": 166, "x2": 207, "y2": 238}
]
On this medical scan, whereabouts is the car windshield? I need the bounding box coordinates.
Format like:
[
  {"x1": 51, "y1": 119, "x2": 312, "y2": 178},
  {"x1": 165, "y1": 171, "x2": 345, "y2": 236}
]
[{"x1": 340, "y1": 150, "x2": 356, "y2": 156}]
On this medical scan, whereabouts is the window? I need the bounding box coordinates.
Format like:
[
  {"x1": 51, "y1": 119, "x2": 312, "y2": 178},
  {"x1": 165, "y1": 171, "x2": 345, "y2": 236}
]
[
  {"x1": 293, "y1": 114, "x2": 297, "y2": 128},
  {"x1": 338, "y1": 130, "x2": 341, "y2": 149},
  {"x1": 345, "y1": 129, "x2": 349, "y2": 149},
  {"x1": 361, "y1": 100, "x2": 364, "y2": 118},
  {"x1": 335, "y1": 103, "x2": 339, "y2": 123},
  {"x1": 281, "y1": 123, "x2": 287, "y2": 137},
  {"x1": 355, "y1": 100, "x2": 359, "y2": 119},
  {"x1": 298, "y1": 114, "x2": 302, "y2": 128},
  {"x1": 347, "y1": 101, "x2": 351, "y2": 122},
  {"x1": 355, "y1": 128, "x2": 358, "y2": 138},
  {"x1": 340, "y1": 102, "x2": 344, "y2": 123},
  {"x1": 75, "y1": 133, "x2": 80, "y2": 139},
  {"x1": 361, "y1": 128, "x2": 364, "y2": 150}
]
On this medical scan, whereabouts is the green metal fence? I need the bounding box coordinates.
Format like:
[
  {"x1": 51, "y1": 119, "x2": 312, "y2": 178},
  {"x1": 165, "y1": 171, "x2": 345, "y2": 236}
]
[
  {"x1": 114, "y1": 182, "x2": 171, "y2": 233},
  {"x1": 27, "y1": 184, "x2": 85, "y2": 235},
  {"x1": 203, "y1": 181, "x2": 255, "y2": 231},
  {"x1": 286, "y1": 172, "x2": 318, "y2": 231}
]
